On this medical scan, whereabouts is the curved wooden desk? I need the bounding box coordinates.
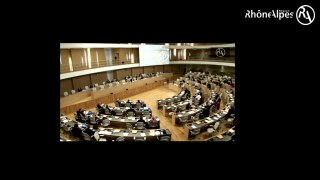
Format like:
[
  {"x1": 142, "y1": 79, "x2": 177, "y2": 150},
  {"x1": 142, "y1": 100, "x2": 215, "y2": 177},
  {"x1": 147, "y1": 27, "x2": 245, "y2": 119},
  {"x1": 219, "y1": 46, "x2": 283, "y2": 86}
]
[
  {"x1": 60, "y1": 75, "x2": 170, "y2": 114},
  {"x1": 98, "y1": 128, "x2": 171, "y2": 141},
  {"x1": 100, "y1": 115, "x2": 160, "y2": 129}
]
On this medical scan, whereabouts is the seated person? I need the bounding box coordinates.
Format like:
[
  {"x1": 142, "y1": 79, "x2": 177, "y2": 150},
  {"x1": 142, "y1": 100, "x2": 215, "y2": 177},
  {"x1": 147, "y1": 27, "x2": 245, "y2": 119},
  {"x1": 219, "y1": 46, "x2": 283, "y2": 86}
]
[
  {"x1": 195, "y1": 94, "x2": 201, "y2": 101},
  {"x1": 186, "y1": 103, "x2": 191, "y2": 110},
  {"x1": 83, "y1": 126, "x2": 94, "y2": 137},
  {"x1": 71, "y1": 123, "x2": 83, "y2": 138},
  {"x1": 104, "y1": 105, "x2": 111, "y2": 112},
  {"x1": 137, "y1": 116, "x2": 146, "y2": 125},
  {"x1": 126, "y1": 107, "x2": 136, "y2": 114},
  {"x1": 149, "y1": 116, "x2": 158, "y2": 124}
]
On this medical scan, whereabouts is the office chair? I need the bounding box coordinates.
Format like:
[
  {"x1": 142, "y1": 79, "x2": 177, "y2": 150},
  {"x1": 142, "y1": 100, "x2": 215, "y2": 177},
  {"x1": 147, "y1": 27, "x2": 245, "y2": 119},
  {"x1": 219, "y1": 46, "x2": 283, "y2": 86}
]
[
  {"x1": 142, "y1": 111, "x2": 151, "y2": 119},
  {"x1": 158, "y1": 136, "x2": 170, "y2": 142},
  {"x1": 177, "y1": 116, "x2": 188, "y2": 126},
  {"x1": 135, "y1": 122, "x2": 146, "y2": 130},
  {"x1": 127, "y1": 111, "x2": 135, "y2": 117},
  {"x1": 134, "y1": 136, "x2": 146, "y2": 142},
  {"x1": 193, "y1": 100, "x2": 200, "y2": 106},
  {"x1": 115, "y1": 110, "x2": 123, "y2": 116},
  {"x1": 189, "y1": 128, "x2": 201, "y2": 139},
  {"x1": 82, "y1": 132, "x2": 92, "y2": 141},
  {"x1": 148, "y1": 120, "x2": 159, "y2": 128},
  {"x1": 135, "y1": 103, "x2": 142, "y2": 109},
  {"x1": 191, "y1": 113, "x2": 200, "y2": 121},
  {"x1": 114, "y1": 101, "x2": 120, "y2": 107},
  {"x1": 125, "y1": 103, "x2": 131, "y2": 107},
  {"x1": 126, "y1": 123, "x2": 133, "y2": 131}
]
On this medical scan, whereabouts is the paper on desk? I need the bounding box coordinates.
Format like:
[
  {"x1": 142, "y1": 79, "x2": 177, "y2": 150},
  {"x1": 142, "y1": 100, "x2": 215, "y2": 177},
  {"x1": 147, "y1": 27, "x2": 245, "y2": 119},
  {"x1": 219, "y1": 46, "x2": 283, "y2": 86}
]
[
  {"x1": 150, "y1": 130, "x2": 155, "y2": 133},
  {"x1": 123, "y1": 133, "x2": 128, "y2": 136},
  {"x1": 108, "y1": 118, "x2": 112, "y2": 120},
  {"x1": 99, "y1": 131, "x2": 112, "y2": 135},
  {"x1": 120, "y1": 119, "x2": 125, "y2": 122},
  {"x1": 132, "y1": 130, "x2": 138, "y2": 133},
  {"x1": 140, "y1": 133, "x2": 146, "y2": 136},
  {"x1": 103, "y1": 115, "x2": 108, "y2": 117},
  {"x1": 155, "y1": 131, "x2": 160, "y2": 135},
  {"x1": 178, "y1": 114, "x2": 182, "y2": 117},
  {"x1": 191, "y1": 125, "x2": 197, "y2": 129},
  {"x1": 113, "y1": 129, "x2": 120, "y2": 133},
  {"x1": 149, "y1": 132, "x2": 155, "y2": 136}
]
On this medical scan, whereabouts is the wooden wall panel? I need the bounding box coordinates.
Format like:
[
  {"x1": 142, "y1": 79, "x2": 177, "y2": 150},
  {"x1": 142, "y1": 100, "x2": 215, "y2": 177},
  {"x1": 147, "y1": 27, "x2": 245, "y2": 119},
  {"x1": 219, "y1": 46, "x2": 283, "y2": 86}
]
[
  {"x1": 60, "y1": 78, "x2": 73, "y2": 96},
  {"x1": 97, "y1": 48, "x2": 107, "y2": 67},
  {"x1": 163, "y1": 65, "x2": 172, "y2": 73},
  {"x1": 60, "y1": 79, "x2": 166, "y2": 114},
  {"x1": 90, "y1": 72, "x2": 108, "y2": 84},
  {"x1": 154, "y1": 65, "x2": 163, "y2": 73},
  {"x1": 114, "y1": 68, "x2": 132, "y2": 80},
  {"x1": 72, "y1": 75, "x2": 91, "y2": 89},
  {"x1": 144, "y1": 66, "x2": 154, "y2": 74},
  {"x1": 90, "y1": 48, "x2": 98, "y2": 68},
  {"x1": 133, "y1": 48, "x2": 139, "y2": 63},
  {"x1": 132, "y1": 67, "x2": 143, "y2": 76},
  {"x1": 60, "y1": 49, "x2": 71, "y2": 73},
  {"x1": 71, "y1": 49, "x2": 87, "y2": 71}
]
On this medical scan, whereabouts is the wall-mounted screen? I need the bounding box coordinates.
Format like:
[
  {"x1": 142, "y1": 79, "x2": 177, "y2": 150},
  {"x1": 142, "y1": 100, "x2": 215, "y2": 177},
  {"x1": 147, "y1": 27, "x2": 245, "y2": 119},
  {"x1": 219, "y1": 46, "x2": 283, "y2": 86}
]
[{"x1": 139, "y1": 45, "x2": 169, "y2": 66}]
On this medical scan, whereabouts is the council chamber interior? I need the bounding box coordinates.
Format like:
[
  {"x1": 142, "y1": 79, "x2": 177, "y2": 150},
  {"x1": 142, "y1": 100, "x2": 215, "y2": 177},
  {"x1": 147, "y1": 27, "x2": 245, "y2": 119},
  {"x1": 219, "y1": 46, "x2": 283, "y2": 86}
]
[{"x1": 60, "y1": 43, "x2": 235, "y2": 142}]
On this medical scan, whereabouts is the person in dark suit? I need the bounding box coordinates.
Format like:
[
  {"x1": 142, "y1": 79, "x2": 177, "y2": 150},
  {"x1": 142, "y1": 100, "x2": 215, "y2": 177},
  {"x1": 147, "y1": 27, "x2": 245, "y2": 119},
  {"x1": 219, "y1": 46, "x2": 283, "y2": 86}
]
[
  {"x1": 71, "y1": 123, "x2": 83, "y2": 138},
  {"x1": 137, "y1": 116, "x2": 146, "y2": 125},
  {"x1": 186, "y1": 103, "x2": 191, "y2": 110},
  {"x1": 207, "y1": 83, "x2": 211, "y2": 90},
  {"x1": 126, "y1": 106, "x2": 136, "y2": 115},
  {"x1": 83, "y1": 126, "x2": 94, "y2": 137}
]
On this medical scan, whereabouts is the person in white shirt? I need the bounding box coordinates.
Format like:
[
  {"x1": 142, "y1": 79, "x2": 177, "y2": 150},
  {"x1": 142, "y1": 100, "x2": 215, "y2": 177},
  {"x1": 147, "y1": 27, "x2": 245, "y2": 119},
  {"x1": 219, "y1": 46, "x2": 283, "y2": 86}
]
[{"x1": 196, "y1": 94, "x2": 201, "y2": 101}]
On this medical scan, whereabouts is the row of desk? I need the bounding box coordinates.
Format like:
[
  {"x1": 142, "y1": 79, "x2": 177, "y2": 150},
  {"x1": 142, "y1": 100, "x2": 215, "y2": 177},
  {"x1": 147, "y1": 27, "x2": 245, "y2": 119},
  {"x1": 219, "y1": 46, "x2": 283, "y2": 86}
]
[
  {"x1": 98, "y1": 129, "x2": 171, "y2": 141},
  {"x1": 183, "y1": 91, "x2": 235, "y2": 139},
  {"x1": 60, "y1": 75, "x2": 171, "y2": 114},
  {"x1": 99, "y1": 115, "x2": 160, "y2": 129},
  {"x1": 162, "y1": 74, "x2": 235, "y2": 140},
  {"x1": 60, "y1": 115, "x2": 169, "y2": 141}
]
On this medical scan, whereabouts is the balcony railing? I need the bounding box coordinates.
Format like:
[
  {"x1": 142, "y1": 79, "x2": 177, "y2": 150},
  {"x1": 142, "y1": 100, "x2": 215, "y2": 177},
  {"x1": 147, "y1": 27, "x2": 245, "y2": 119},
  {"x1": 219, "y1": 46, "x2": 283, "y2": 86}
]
[
  {"x1": 60, "y1": 59, "x2": 139, "y2": 74},
  {"x1": 60, "y1": 57, "x2": 235, "y2": 74}
]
